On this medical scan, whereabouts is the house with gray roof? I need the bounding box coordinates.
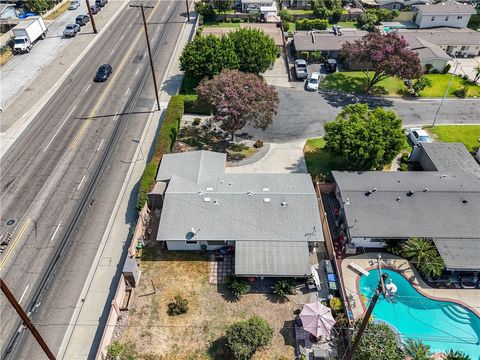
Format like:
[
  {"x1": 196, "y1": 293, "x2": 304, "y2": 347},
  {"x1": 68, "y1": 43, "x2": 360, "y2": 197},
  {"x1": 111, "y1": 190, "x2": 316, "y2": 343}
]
[
  {"x1": 413, "y1": 1, "x2": 476, "y2": 29},
  {"x1": 332, "y1": 143, "x2": 480, "y2": 271},
  {"x1": 153, "y1": 151, "x2": 324, "y2": 278}
]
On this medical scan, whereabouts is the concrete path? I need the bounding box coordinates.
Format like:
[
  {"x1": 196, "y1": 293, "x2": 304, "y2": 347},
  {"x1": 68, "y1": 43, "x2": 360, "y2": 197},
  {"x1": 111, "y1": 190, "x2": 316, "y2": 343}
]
[
  {"x1": 263, "y1": 54, "x2": 292, "y2": 88},
  {"x1": 226, "y1": 140, "x2": 307, "y2": 174}
]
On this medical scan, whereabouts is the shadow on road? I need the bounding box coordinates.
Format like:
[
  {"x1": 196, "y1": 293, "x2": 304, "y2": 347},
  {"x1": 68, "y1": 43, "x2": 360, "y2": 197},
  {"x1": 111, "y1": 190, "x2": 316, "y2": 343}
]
[
  {"x1": 320, "y1": 90, "x2": 394, "y2": 108},
  {"x1": 75, "y1": 110, "x2": 155, "y2": 120}
]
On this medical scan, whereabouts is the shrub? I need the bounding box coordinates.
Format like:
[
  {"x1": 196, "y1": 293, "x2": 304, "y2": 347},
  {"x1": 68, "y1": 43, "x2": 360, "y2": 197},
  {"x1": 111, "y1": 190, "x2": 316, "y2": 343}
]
[
  {"x1": 232, "y1": 17, "x2": 242, "y2": 23},
  {"x1": 254, "y1": 139, "x2": 264, "y2": 148},
  {"x1": 329, "y1": 297, "x2": 342, "y2": 313},
  {"x1": 224, "y1": 18, "x2": 232, "y2": 23},
  {"x1": 193, "y1": 117, "x2": 201, "y2": 126},
  {"x1": 462, "y1": 74, "x2": 469, "y2": 80},
  {"x1": 442, "y1": 64, "x2": 451, "y2": 74},
  {"x1": 226, "y1": 316, "x2": 274, "y2": 359},
  {"x1": 309, "y1": 51, "x2": 323, "y2": 62},
  {"x1": 295, "y1": 18, "x2": 328, "y2": 31},
  {"x1": 432, "y1": 69, "x2": 439, "y2": 74},
  {"x1": 182, "y1": 94, "x2": 212, "y2": 115},
  {"x1": 398, "y1": 163, "x2": 408, "y2": 171},
  {"x1": 424, "y1": 63, "x2": 433, "y2": 74},
  {"x1": 272, "y1": 279, "x2": 296, "y2": 298},
  {"x1": 226, "y1": 276, "x2": 250, "y2": 297},
  {"x1": 167, "y1": 295, "x2": 189, "y2": 316},
  {"x1": 299, "y1": 51, "x2": 310, "y2": 60},
  {"x1": 454, "y1": 86, "x2": 468, "y2": 98},
  {"x1": 135, "y1": 96, "x2": 183, "y2": 212}
]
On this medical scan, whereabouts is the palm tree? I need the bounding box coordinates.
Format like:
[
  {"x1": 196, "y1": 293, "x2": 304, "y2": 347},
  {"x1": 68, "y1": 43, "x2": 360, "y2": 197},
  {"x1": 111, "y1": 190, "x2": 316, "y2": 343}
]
[
  {"x1": 384, "y1": 239, "x2": 403, "y2": 256},
  {"x1": 401, "y1": 238, "x2": 444, "y2": 278},
  {"x1": 404, "y1": 339, "x2": 433, "y2": 360},
  {"x1": 417, "y1": 254, "x2": 444, "y2": 278},
  {"x1": 443, "y1": 350, "x2": 471, "y2": 360}
]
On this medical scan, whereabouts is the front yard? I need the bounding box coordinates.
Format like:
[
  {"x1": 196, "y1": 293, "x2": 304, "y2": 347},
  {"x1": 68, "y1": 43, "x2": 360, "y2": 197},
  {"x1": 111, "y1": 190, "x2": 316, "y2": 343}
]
[
  {"x1": 321, "y1": 72, "x2": 480, "y2": 97},
  {"x1": 426, "y1": 125, "x2": 480, "y2": 152},
  {"x1": 120, "y1": 245, "x2": 297, "y2": 359},
  {"x1": 303, "y1": 138, "x2": 350, "y2": 182}
]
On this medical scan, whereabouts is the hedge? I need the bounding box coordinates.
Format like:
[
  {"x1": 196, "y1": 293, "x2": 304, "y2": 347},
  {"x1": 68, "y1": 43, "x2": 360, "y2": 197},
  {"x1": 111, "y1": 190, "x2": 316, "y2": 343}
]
[
  {"x1": 182, "y1": 94, "x2": 212, "y2": 115},
  {"x1": 295, "y1": 19, "x2": 328, "y2": 30},
  {"x1": 135, "y1": 95, "x2": 184, "y2": 212}
]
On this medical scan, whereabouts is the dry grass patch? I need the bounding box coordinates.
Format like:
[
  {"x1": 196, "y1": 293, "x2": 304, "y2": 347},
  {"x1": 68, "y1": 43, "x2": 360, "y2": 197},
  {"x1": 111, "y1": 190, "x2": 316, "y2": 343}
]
[
  {"x1": 45, "y1": 1, "x2": 70, "y2": 20},
  {"x1": 1, "y1": 47, "x2": 13, "y2": 66},
  {"x1": 123, "y1": 243, "x2": 297, "y2": 359}
]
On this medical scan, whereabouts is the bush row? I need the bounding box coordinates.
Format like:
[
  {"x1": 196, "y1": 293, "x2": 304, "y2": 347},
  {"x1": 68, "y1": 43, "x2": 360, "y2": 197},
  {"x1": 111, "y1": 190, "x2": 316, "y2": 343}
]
[
  {"x1": 295, "y1": 18, "x2": 328, "y2": 30},
  {"x1": 135, "y1": 95, "x2": 184, "y2": 212},
  {"x1": 181, "y1": 94, "x2": 212, "y2": 115}
]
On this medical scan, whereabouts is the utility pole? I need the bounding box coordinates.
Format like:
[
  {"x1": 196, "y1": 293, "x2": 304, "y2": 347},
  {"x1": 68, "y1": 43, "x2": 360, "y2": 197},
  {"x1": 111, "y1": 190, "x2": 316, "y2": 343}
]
[
  {"x1": 345, "y1": 272, "x2": 388, "y2": 360},
  {"x1": 432, "y1": 57, "x2": 459, "y2": 128},
  {"x1": 129, "y1": 4, "x2": 160, "y2": 111},
  {"x1": 185, "y1": 0, "x2": 190, "y2": 22},
  {"x1": 1, "y1": 278, "x2": 56, "y2": 360},
  {"x1": 85, "y1": 0, "x2": 98, "y2": 34}
]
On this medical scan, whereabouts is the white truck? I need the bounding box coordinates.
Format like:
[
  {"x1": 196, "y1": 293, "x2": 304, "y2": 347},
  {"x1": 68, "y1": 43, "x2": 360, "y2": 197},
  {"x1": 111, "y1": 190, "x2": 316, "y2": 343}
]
[{"x1": 13, "y1": 17, "x2": 48, "y2": 54}]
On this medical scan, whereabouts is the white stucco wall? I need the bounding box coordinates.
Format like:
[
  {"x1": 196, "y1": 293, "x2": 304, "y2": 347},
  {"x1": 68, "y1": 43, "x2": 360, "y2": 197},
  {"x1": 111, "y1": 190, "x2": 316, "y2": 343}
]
[
  {"x1": 421, "y1": 58, "x2": 448, "y2": 72},
  {"x1": 415, "y1": 13, "x2": 471, "y2": 29},
  {"x1": 440, "y1": 44, "x2": 480, "y2": 57}
]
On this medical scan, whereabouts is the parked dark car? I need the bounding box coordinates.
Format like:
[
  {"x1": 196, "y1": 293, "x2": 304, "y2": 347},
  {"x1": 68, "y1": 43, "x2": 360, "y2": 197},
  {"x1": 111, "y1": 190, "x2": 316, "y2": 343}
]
[
  {"x1": 94, "y1": 64, "x2": 112, "y2": 82},
  {"x1": 90, "y1": 4, "x2": 100, "y2": 14},
  {"x1": 96, "y1": 0, "x2": 108, "y2": 6},
  {"x1": 75, "y1": 15, "x2": 90, "y2": 26},
  {"x1": 324, "y1": 59, "x2": 337, "y2": 73},
  {"x1": 458, "y1": 272, "x2": 478, "y2": 289}
]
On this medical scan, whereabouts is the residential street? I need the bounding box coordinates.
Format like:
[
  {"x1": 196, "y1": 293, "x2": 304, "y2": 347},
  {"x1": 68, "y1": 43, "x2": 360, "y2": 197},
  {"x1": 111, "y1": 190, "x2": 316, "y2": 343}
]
[{"x1": 245, "y1": 87, "x2": 480, "y2": 141}]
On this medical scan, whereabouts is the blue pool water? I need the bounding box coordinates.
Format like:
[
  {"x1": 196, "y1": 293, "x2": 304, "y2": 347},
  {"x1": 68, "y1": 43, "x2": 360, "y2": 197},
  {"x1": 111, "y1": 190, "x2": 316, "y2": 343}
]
[{"x1": 359, "y1": 269, "x2": 480, "y2": 359}]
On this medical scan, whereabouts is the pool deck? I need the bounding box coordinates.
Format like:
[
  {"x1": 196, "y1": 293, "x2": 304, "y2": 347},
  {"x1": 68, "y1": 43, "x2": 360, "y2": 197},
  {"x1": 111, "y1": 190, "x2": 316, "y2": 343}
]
[{"x1": 339, "y1": 253, "x2": 480, "y2": 320}]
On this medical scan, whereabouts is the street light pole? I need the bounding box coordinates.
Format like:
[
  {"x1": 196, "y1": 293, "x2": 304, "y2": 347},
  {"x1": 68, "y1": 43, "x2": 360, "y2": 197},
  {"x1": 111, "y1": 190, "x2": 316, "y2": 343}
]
[
  {"x1": 185, "y1": 0, "x2": 190, "y2": 22},
  {"x1": 345, "y1": 272, "x2": 388, "y2": 360},
  {"x1": 85, "y1": 0, "x2": 98, "y2": 34},
  {"x1": 130, "y1": 4, "x2": 161, "y2": 111},
  {"x1": 432, "y1": 57, "x2": 459, "y2": 128},
  {"x1": 1, "y1": 278, "x2": 56, "y2": 360}
]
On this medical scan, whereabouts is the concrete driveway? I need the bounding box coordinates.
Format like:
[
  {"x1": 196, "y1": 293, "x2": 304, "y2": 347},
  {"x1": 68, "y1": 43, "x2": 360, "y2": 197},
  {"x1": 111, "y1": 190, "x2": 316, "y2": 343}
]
[{"x1": 245, "y1": 87, "x2": 480, "y2": 141}]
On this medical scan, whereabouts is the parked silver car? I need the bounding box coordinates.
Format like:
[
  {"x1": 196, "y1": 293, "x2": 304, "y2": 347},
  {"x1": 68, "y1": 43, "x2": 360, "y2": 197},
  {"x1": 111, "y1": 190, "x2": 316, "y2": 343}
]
[
  {"x1": 63, "y1": 23, "x2": 80, "y2": 37},
  {"x1": 68, "y1": 0, "x2": 80, "y2": 10}
]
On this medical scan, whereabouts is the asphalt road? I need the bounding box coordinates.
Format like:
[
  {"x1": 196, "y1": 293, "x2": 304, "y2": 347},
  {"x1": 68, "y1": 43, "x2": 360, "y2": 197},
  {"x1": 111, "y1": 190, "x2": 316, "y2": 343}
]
[
  {"x1": 246, "y1": 87, "x2": 480, "y2": 141},
  {"x1": 0, "y1": 1, "x2": 186, "y2": 358}
]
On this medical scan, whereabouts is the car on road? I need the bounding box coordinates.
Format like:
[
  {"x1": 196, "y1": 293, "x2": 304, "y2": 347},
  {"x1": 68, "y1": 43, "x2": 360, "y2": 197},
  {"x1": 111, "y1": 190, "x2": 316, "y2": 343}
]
[
  {"x1": 294, "y1": 59, "x2": 308, "y2": 80},
  {"x1": 90, "y1": 4, "x2": 101, "y2": 14},
  {"x1": 94, "y1": 64, "x2": 112, "y2": 82},
  {"x1": 63, "y1": 23, "x2": 80, "y2": 37},
  {"x1": 306, "y1": 72, "x2": 320, "y2": 91},
  {"x1": 69, "y1": 0, "x2": 80, "y2": 10},
  {"x1": 408, "y1": 128, "x2": 432, "y2": 145},
  {"x1": 96, "y1": 0, "x2": 108, "y2": 6},
  {"x1": 75, "y1": 15, "x2": 90, "y2": 26}
]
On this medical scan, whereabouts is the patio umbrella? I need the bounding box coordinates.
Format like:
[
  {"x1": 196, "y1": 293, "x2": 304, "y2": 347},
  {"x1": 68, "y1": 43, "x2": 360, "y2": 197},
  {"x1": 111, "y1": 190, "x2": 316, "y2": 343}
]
[{"x1": 299, "y1": 301, "x2": 336, "y2": 338}]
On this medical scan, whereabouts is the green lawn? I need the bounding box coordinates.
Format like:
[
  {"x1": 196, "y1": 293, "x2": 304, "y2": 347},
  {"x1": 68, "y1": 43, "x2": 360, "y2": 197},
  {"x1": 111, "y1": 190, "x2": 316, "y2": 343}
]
[
  {"x1": 321, "y1": 71, "x2": 480, "y2": 97},
  {"x1": 467, "y1": 9, "x2": 480, "y2": 30},
  {"x1": 287, "y1": 22, "x2": 296, "y2": 32},
  {"x1": 425, "y1": 125, "x2": 480, "y2": 152},
  {"x1": 287, "y1": 9, "x2": 313, "y2": 15},
  {"x1": 333, "y1": 21, "x2": 359, "y2": 28},
  {"x1": 202, "y1": 22, "x2": 241, "y2": 28},
  {"x1": 303, "y1": 138, "x2": 351, "y2": 182}
]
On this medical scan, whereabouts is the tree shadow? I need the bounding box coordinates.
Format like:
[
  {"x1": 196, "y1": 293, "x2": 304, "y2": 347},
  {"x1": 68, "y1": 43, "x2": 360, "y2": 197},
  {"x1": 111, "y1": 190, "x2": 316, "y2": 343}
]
[
  {"x1": 217, "y1": 283, "x2": 241, "y2": 303},
  {"x1": 264, "y1": 292, "x2": 289, "y2": 304},
  {"x1": 320, "y1": 90, "x2": 394, "y2": 109},
  {"x1": 208, "y1": 336, "x2": 230, "y2": 360},
  {"x1": 280, "y1": 320, "x2": 296, "y2": 348}
]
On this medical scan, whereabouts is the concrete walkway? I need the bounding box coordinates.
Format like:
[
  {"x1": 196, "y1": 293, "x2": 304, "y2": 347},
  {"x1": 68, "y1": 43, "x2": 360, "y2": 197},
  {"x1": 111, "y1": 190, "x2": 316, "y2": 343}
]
[
  {"x1": 58, "y1": 12, "x2": 197, "y2": 360},
  {"x1": 226, "y1": 140, "x2": 307, "y2": 174}
]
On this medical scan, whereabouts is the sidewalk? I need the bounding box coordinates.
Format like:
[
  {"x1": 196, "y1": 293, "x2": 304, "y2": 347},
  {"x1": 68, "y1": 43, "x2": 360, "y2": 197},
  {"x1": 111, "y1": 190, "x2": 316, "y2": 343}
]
[
  {"x1": 58, "y1": 13, "x2": 196, "y2": 360},
  {"x1": 0, "y1": 0, "x2": 129, "y2": 158}
]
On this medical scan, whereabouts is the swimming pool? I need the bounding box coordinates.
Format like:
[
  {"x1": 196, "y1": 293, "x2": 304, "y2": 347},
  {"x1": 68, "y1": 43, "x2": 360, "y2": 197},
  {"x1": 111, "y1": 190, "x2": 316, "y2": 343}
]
[{"x1": 359, "y1": 269, "x2": 480, "y2": 359}]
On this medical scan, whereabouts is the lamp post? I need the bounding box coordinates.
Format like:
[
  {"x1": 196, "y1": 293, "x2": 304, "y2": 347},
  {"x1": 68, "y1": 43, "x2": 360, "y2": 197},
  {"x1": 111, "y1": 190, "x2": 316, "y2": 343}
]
[{"x1": 432, "y1": 55, "x2": 459, "y2": 128}]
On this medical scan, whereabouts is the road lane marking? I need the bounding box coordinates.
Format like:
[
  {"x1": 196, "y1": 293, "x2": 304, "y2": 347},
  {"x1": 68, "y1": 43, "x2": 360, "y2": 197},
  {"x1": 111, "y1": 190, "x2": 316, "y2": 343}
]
[
  {"x1": 19, "y1": 284, "x2": 30, "y2": 304},
  {"x1": 43, "y1": 105, "x2": 77, "y2": 152},
  {"x1": 125, "y1": 88, "x2": 130, "y2": 95},
  {"x1": 135, "y1": 67, "x2": 140, "y2": 75},
  {"x1": 0, "y1": 218, "x2": 31, "y2": 269},
  {"x1": 110, "y1": 48, "x2": 115, "y2": 56},
  {"x1": 51, "y1": 222, "x2": 62, "y2": 241},
  {"x1": 97, "y1": 139, "x2": 104, "y2": 151},
  {"x1": 83, "y1": 84, "x2": 91, "y2": 93},
  {"x1": 77, "y1": 175, "x2": 86, "y2": 191},
  {"x1": 120, "y1": 34, "x2": 125, "y2": 41},
  {"x1": 143, "y1": 51, "x2": 147, "y2": 58}
]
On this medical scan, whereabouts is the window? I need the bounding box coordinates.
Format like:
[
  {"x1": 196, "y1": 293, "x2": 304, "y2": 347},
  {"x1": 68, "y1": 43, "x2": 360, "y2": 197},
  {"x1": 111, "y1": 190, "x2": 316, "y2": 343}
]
[
  {"x1": 185, "y1": 241, "x2": 198, "y2": 245},
  {"x1": 207, "y1": 241, "x2": 225, "y2": 246},
  {"x1": 461, "y1": 46, "x2": 470, "y2": 51},
  {"x1": 431, "y1": 16, "x2": 435, "y2": 21},
  {"x1": 457, "y1": 16, "x2": 463, "y2": 19},
  {"x1": 445, "y1": 16, "x2": 449, "y2": 21}
]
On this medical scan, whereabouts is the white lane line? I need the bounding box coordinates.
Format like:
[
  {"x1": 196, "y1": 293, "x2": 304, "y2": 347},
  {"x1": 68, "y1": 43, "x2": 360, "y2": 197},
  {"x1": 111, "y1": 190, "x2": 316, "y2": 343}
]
[
  {"x1": 77, "y1": 175, "x2": 86, "y2": 191},
  {"x1": 110, "y1": 48, "x2": 115, "y2": 56},
  {"x1": 43, "y1": 105, "x2": 77, "y2": 152},
  {"x1": 19, "y1": 285, "x2": 29, "y2": 304},
  {"x1": 51, "y1": 223, "x2": 62, "y2": 241},
  {"x1": 97, "y1": 139, "x2": 104, "y2": 152},
  {"x1": 143, "y1": 51, "x2": 146, "y2": 58},
  {"x1": 135, "y1": 67, "x2": 140, "y2": 75},
  {"x1": 129, "y1": 23, "x2": 132, "y2": 28},
  {"x1": 83, "y1": 84, "x2": 91, "y2": 93},
  {"x1": 125, "y1": 88, "x2": 130, "y2": 95},
  {"x1": 120, "y1": 34, "x2": 125, "y2": 41}
]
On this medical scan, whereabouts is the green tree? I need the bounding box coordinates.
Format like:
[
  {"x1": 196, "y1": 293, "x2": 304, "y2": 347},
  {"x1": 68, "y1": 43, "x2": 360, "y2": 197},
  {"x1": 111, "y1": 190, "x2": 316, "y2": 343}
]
[
  {"x1": 411, "y1": 76, "x2": 433, "y2": 96},
  {"x1": 226, "y1": 276, "x2": 250, "y2": 298},
  {"x1": 180, "y1": 34, "x2": 239, "y2": 81},
  {"x1": 358, "y1": 9, "x2": 399, "y2": 30},
  {"x1": 444, "y1": 350, "x2": 472, "y2": 360},
  {"x1": 226, "y1": 316, "x2": 274, "y2": 359},
  {"x1": 311, "y1": 0, "x2": 342, "y2": 20},
  {"x1": 24, "y1": 0, "x2": 56, "y2": 13},
  {"x1": 401, "y1": 238, "x2": 445, "y2": 278},
  {"x1": 353, "y1": 322, "x2": 403, "y2": 360},
  {"x1": 384, "y1": 239, "x2": 403, "y2": 256},
  {"x1": 229, "y1": 28, "x2": 278, "y2": 74},
  {"x1": 195, "y1": 1, "x2": 215, "y2": 22},
  {"x1": 214, "y1": 0, "x2": 233, "y2": 14},
  {"x1": 323, "y1": 104, "x2": 405, "y2": 170},
  {"x1": 404, "y1": 339, "x2": 433, "y2": 360}
]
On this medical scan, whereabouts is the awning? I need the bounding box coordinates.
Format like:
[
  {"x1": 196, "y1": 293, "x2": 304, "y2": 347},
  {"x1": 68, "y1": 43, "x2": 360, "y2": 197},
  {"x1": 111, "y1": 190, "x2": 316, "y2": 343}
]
[
  {"x1": 235, "y1": 241, "x2": 311, "y2": 277},
  {"x1": 433, "y1": 238, "x2": 480, "y2": 271}
]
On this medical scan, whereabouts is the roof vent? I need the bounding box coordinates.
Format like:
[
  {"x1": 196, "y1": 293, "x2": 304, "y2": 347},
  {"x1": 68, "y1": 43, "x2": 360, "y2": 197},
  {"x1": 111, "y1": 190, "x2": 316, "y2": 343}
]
[
  {"x1": 228, "y1": 182, "x2": 233, "y2": 185},
  {"x1": 264, "y1": 198, "x2": 271, "y2": 203},
  {"x1": 190, "y1": 227, "x2": 197, "y2": 235},
  {"x1": 396, "y1": 197, "x2": 401, "y2": 201},
  {"x1": 281, "y1": 201, "x2": 287, "y2": 207},
  {"x1": 263, "y1": 187, "x2": 270, "y2": 192},
  {"x1": 440, "y1": 174, "x2": 448, "y2": 178},
  {"x1": 462, "y1": 199, "x2": 468, "y2": 204},
  {"x1": 343, "y1": 198, "x2": 350, "y2": 205},
  {"x1": 206, "y1": 187, "x2": 213, "y2": 191},
  {"x1": 203, "y1": 197, "x2": 211, "y2": 202},
  {"x1": 424, "y1": 187, "x2": 429, "y2": 192},
  {"x1": 365, "y1": 190, "x2": 372, "y2": 196},
  {"x1": 213, "y1": 199, "x2": 219, "y2": 205},
  {"x1": 197, "y1": 191, "x2": 203, "y2": 195},
  {"x1": 407, "y1": 191, "x2": 414, "y2": 197},
  {"x1": 247, "y1": 191, "x2": 253, "y2": 196},
  {"x1": 220, "y1": 180, "x2": 225, "y2": 184},
  {"x1": 372, "y1": 188, "x2": 377, "y2": 192}
]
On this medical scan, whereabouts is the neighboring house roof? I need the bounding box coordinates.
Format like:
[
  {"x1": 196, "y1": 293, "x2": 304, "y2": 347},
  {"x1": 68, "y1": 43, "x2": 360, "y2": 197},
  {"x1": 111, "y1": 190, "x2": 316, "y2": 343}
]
[
  {"x1": 419, "y1": 142, "x2": 480, "y2": 179},
  {"x1": 235, "y1": 241, "x2": 311, "y2": 276},
  {"x1": 293, "y1": 30, "x2": 368, "y2": 52},
  {"x1": 415, "y1": 1, "x2": 476, "y2": 15},
  {"x1": 433, "y1": 238, "x2": 480, "y2": 271},
  {"x1": 407, "y1": 36, "x2": 451, "y2": 61},
  {"x1": 397, "y1": 28, "x2": 480, "y2": 46},
  {"x1": 201, "y1": 23, "x2": 284, "y2": 46},
  {"x1": 332, "y1": 170, "x2": 480, "y2": 240}
]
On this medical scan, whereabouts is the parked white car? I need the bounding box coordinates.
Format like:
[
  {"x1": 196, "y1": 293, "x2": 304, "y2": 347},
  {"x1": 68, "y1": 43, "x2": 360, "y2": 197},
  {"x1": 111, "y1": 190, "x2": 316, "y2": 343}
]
[
  {"x1": 408, "y1": 128, "x2": 432, "y2": 145},
  {"x1": 306, "y1": 72, "x2": 320, "y2": 92}
]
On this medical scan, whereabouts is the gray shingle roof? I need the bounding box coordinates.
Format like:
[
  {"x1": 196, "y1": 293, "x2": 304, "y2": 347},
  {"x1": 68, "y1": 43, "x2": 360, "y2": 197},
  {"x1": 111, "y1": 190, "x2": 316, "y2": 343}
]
[
  {"x1": 398, "y1": 28, "x2": 480, "y2": 46},
  {"x1": 235, "y1": 241, "x2": 311, "y2": 276},
  {"x1": 157, "y1": 151, "x2": 323, "y2": 243},
  {"x1": 293, "y1": 30, "x2": 368, "y2": 52},
  {"x1": 433, "y1": 238, "x2": 480, "y2": 271},
  {"x1": 332, "y1": 171, "x2": 480, "y2": 239},
  {"x1": 416, "y1": 1, "x2": 476, "y2": 15}
]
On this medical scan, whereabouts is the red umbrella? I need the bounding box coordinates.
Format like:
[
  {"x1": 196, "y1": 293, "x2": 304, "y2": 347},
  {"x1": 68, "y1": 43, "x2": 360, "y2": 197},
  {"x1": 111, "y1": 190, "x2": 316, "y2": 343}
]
[{"x1": 299, "y1": 301, "x2": 336, "y2": 338}]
